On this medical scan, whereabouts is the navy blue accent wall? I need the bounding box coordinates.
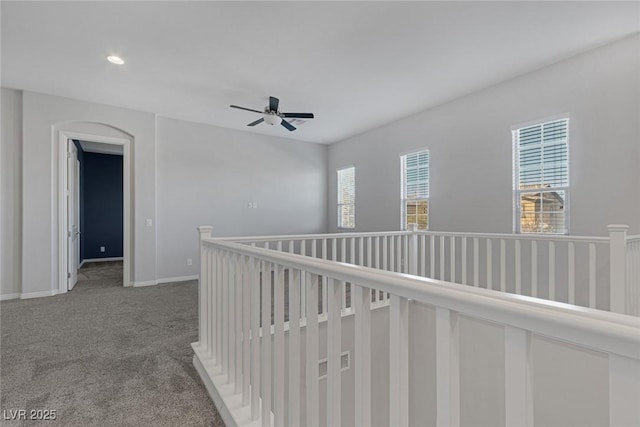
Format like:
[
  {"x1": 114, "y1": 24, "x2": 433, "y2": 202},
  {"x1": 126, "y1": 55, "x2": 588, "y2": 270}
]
[{"x1": 82, "y1": 152, "x2": 123, "y2": 259}]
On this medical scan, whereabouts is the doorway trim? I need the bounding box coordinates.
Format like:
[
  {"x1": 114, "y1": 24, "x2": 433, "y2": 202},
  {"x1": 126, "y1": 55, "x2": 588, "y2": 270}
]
[{"x1": 57, "y1": 130, "x2": 132, "y2": 293}]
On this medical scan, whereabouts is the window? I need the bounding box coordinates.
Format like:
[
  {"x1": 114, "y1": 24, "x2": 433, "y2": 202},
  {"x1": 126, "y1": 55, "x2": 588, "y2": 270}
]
[
  {"x1": 401, "y1": 150, "x2": 429, "y2": 230},
  {"x1": 513, "y1": 118, "x2": 569, "y2": 234},
  {"x1": 337, "y1": 166, "x2": 355, "y2": 229}
]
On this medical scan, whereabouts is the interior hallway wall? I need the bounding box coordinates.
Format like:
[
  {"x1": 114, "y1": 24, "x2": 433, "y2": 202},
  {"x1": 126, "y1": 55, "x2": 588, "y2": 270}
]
[
  {"x1": 156, "y1": 117, "x2": 328, "y2": 280},
  {"x1": 19, "y1": 91, "x2": 156, "y2": 295},
  {"x1": 327, "y1": 34, "x2": 640, "y2": 236},
  {"x1": 1, "y1": 88, "x2": 23, "y2": 298}
]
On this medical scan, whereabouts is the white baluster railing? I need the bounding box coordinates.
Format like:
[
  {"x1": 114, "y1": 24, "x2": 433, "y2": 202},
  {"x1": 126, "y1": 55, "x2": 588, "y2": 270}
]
[{"x1": 193, "y1": 226, "x2": 640, "y2": 427}]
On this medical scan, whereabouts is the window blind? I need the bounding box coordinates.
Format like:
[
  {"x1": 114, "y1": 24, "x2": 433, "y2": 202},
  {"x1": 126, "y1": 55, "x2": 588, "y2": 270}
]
[
  {"x1": 515, "y1": 118, "x2": 569, "y2": 234},
  {"x1": 401, "y1": 150, "x2": 429, "y2": 230},
  {"x1": 337, "y1": 166, "x2": 355, "y2": 229}
]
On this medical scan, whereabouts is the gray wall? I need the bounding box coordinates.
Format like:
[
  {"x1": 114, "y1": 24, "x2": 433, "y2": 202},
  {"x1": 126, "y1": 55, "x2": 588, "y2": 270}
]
[
  {"x1": 0, "y1": 90, "x2": 328, "y2": 297},
  {"x1": 327, "y1": 34, "x2": 640, "y2": 236},
  {"x1": 1, "y1": 88, "x2": 23, "y2": 298},
  {"x1": 156, "y1": 117, "x2": 327, "y2": 279},
  {"x1": 19, "y1": 91, "x2": 157, "y2": 294}
]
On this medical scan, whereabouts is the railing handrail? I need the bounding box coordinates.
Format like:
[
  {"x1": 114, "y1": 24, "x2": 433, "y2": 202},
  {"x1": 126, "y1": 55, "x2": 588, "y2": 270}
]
[
  {"x1": 203, "y1": 237, "x2": 640, "y2": 360},
  {"x1": 416, "y1": 230, "x2": 609, "y2": 243},
  {"x1": 215, "y1": 230, "x2": 411, "y2": 243},
  {"x1": 214, "y1": 229, "x2": 610, "y2": 244},
  {"x1": 627, "y1": 234, "x2": 640, "y2": 241}
]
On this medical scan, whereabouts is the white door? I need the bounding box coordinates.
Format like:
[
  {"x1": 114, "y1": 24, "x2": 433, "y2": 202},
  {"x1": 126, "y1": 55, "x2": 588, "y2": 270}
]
[{"x1": 67, "y1": 140, "x2": 80, "y2": 290}]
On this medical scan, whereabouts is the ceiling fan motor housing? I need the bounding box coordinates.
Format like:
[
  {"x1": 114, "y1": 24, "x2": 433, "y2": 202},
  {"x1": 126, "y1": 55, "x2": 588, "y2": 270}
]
[{"x1": 264, "y1": 112, "x2": 282, "y2": 126}]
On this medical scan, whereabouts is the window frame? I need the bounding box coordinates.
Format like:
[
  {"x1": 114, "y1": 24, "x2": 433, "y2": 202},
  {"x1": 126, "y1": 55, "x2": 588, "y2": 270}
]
[
  {"x1": 512, "y1": 116, "x2": 570, "y2": 235},
  {"x1": 400, "y1": 149, "x2": 430, "y2": 231},
  {"x1": 337, "y1": 165, "x2": 355, "y2": 230}
]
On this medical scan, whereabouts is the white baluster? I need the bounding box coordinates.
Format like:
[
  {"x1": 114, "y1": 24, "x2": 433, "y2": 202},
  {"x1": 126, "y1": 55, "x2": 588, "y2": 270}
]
[
  {"x1": 321, "y1": 239, "x2": 328, "y2": 315},
  {"x1": 515, "y1": 240, "x2": 521, "y2": 295},
  {"x1": 430, "y1": 236, "x2": 435, "y2": 278},
  {"x1": 367, "y1": 236, "x2": 373, "y2": 267},
  {"x1": 461, "y1": 237, "x2": 467, "y2": 285},
  {"x1": 504, "y1": 326, "x2": 533, "y2": 427},
  {"x1": 549, "y1": 241, "x2": 555, "y2": 301},
  {"x1": 288, "y1": 268, "x2": 301, "y2": 427},
  {"x1": 608, "y1": 225, "x2": 628, "y2": 314},
  {"x1": 589, "y1": 243, "x2": 596, "y2": 309},
  {"x1": 306, "y1": 274, "x2": 320, "y2": 427},
  {"x1": 228, "y1": 253, "x2": 236, "y2": 383},
  {"x1": 354, "y1": 284, "x2": 371, "y2": 427},
  {"x1": 439, "y1": 235, "x2": 445, "y2": 280},
  {"x1": 390, "y1": 235, "x2": 395, "y2": 271},
  {"x1": 341, "y1": 238, "x2": 347, "y2": 309},
  {"x1": 222, "y1": 251, "x2": 229, "y2": 375},
  {"x1": 531, "y1": 241, "x2": 538, "y2": 298},
  {"x1": 261, "y1": 261, "x2": 272, "y2": 427},
  {"x1": 359, "y1": 237, "x2": 364, "y2": 266},
  {"x1": 500, "y1": 239, "x2": 506, "y2": 292},
  {"x1": 274, "y1": 264, "x2": 285, "y2": 426},
  {"x1": 436, "y1": 307, "x2": 459, "y2": 427},
  {"x1": 421, "y1": 234, "x2": 426, "y2": 277},
  {"x1": 473, "y1": 238, "x2": 479, "y2": 287},
  {"x1": 450, "y1": 236, "x2": 456, "y2": 282},
  {"x1": 300, "y1": 241, "x2": 307, "y2": 322},
  {"x1": 486, "y1": 239, "x2": 493, "y2": 289},
  {"x1": 403, "y1": 234, "x2": 409, "y2": 273},
  {"x1": 397, "y1": 235, "x2": 402, "y2": 273},
  {"x1": 197, "y1": 226, "x2": 212, "y2": 352},
  {"x1": 390, "y1": 294, "x2": 409, "y2": 427},
  {"x1": 250, "y1": 257, "x2": 261, "y2": 420},
  {"x1": 409, "y1": 224, "x2": 418, "y2": 276},
  {"x1": 327, "y1": 278, "x2": 342, "y2": 427},
  {"x1": 568, "y1": 242, "x2": 575, "y2": 305},
  {"x1": 217, "y1": 249, "x2": 223, "y2": 364},
  {"x1": 242, "y1": 255, "x2": 251, "y2": 405},
  {"x1": 235, "y1": 253, "x2": 243, "y2": 392}
]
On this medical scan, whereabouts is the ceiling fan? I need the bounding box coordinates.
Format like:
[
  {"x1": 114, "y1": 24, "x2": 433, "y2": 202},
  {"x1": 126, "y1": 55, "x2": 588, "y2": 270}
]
[{"x1": 230, "y1": 96, "x2": 314, "y2": 131}]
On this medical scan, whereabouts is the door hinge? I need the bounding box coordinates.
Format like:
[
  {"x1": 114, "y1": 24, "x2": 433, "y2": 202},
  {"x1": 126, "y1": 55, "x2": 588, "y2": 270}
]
[
  {"x1": 67, "y1": 231, "x2": 71, "y2": 237},
  {"x1": 67, "y1": 272, "x2": 71, "y2": 278}
]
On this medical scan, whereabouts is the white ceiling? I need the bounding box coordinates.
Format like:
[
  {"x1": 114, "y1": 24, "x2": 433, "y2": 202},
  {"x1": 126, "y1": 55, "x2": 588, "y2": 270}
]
[{"x1": 2, "y1": 2, "x2": 639, "y2": 144}]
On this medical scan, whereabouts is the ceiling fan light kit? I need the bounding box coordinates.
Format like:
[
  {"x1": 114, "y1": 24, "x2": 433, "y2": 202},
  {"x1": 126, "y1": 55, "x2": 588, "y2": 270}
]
[{"x1": 230, "y1": 96, "x2": 314, "y2": 132}]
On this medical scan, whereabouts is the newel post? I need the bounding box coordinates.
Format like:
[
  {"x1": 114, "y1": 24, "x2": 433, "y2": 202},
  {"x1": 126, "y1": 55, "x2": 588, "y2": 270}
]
[
  {"x1": 608, "y1": 224, "x2": 628, "y2": 314},
  {"x1": 197, "y1": 226, "x2": 213, "y2": 348},
  {"x1": 408, "y1": 224, "x2": 419, "y2": 276}
]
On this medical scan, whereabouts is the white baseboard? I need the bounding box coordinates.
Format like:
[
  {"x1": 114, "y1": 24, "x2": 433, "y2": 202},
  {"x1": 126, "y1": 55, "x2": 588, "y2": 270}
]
[
  {"x1": 157, "y1": 275, "x2": 198, "y2": 284},
  {"x1": 133, "y1": 280, "x2": 157, "y2": 287},
  {"x1": 133, "y1": 275, "x2": 198, "y2": 288},
  {"x1": 20, "y1": 290, "x2": 58, "y2": 299},
  {"x1": 81, "y1": 257, "x2": 123, "y2": 264},
  {"x1": 0, "y1": 293, "x2": 20, "y2": 301}
]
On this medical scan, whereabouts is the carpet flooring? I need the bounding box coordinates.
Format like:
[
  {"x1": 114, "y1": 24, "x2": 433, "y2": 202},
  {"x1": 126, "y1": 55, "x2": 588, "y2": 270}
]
[{"x1": 0, "y1": 262, "x2": 224, "y2": 426}]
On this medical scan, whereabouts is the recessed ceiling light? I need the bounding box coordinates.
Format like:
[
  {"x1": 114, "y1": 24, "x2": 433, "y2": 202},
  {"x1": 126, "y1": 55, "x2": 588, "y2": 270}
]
[{"x1": 107, "y1": 55, "x2": 125, "y2": 65}]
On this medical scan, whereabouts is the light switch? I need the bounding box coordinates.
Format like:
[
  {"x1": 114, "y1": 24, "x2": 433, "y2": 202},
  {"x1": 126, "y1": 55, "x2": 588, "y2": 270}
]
[{"x1": 145, "y1": 219, "x2": 153, "y2": 227}]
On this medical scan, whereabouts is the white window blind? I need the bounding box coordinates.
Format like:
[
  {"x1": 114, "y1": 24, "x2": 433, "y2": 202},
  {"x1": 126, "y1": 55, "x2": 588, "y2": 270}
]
[
  {"x1": 337, "y1": 166, "x2": 355, "y2": 229},
  {"x1": 514, "y1": 118, "x2": 569, "y2": 234},
  {"x1": 401, "y1": 150, "x2": 429, "y2": 230}
]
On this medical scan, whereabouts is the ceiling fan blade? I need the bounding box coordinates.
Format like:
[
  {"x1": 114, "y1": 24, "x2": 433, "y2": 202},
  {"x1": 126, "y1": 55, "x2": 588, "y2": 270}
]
[
  {"x1": 230, "y1": 105, "x2": 263, "y2": 114},
  {"x1": 280, "y1": 119, "x2": 296, "y2": 131},
  {"x1": 282, "y1": 112, "x2": 314, "y2": 119},
  {"x1": 247, "y1": 118, "x2": 264, "y2": 127},
  {"x1": 269, "y1": 96, "x2": 279, "y2": 112}
]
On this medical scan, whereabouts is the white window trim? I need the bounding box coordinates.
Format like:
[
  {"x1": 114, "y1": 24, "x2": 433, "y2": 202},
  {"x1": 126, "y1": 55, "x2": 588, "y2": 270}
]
[
  {"x1": 400, "y1": 149, "x2": 430, "y2": 231},
  {"x1": 512, "y1": 118, "x2": 570, "y2": 235},
  {"x1": 337, "y1": 165, "x2": 355, "y2": 230}
]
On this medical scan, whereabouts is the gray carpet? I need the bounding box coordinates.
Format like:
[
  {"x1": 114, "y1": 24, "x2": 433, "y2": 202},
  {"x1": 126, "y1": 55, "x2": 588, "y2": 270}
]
[{"x1": 0, "y1": 262, "x2": 224, "y2": 426}]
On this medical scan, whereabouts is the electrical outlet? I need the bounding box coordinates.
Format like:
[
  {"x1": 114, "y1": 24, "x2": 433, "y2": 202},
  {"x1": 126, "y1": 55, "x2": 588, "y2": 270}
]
[
  {"x1": 248, "y1": 202, "x2": 252, "y2": 208},
  {"x1": 100, "y1": 246, "x2": 105, "y2": 253},
  {"x1": 187, "y1": 258, "x2": 193, "y2": 266},
  {"x1": 252, "y1": 202, "x2": 258, "y2": 209},
  {"x1": 145, "y1": 218, "x2": 153, "y2": 227}
]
